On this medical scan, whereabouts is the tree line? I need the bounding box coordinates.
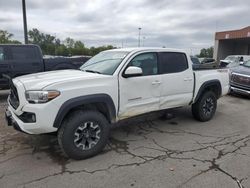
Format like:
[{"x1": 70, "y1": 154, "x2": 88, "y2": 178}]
[
  {"x1": 197, "y1": 46, "x2": 214, "y2": 58},
  {"x1": 0, "y1": 29, "x2": 115, "y2": 56},
  {"x1": 1, "y1": 29, "x2": 214, "y2": 58}
]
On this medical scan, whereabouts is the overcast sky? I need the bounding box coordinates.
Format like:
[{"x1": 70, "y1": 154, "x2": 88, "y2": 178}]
[{"x1": 0, "y1": 0, "x2": 250, "y2": 54}]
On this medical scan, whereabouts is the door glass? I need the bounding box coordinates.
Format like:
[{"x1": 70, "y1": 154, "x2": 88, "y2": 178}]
[
  {"x1": 11, "y1": 47, "x2": 39, "y2": 61},
  {"x1": 159, "y1": 52, "x2": 188, "y2": 74},
  {"x1": 128, "y1": 53, "x2": 158, "y2": 76}
]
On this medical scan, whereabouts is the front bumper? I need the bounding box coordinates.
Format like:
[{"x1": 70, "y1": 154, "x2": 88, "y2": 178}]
[
  {"x1": 6, "y1": 101, "x2": 59, "y2": 134},
  {"x1": 5, "y1": 79, "x2": 60, "y2": 134},
  {"x1": 5, "y1": 109, "x2": 25, "y2": 133},
  {"x1": 230, "y1": 86, "x2": 250, "y2": 96}
]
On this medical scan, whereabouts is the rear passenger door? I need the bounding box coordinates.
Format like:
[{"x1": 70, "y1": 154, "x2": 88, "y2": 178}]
[
  {"x1": 9, "y1": 46, "x2": 43, "y2": 77},
  {"x1": 158, "y1": 52, "x2": 194, "y2": 109}
]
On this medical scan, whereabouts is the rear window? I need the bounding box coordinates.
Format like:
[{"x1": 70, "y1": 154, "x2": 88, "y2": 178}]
[
  {"x1": 159, "y1": 52, "x2": 188, "y2": 74},
  {"x1": 11, "y1": 46, "x2": 39, "y2": 61}
]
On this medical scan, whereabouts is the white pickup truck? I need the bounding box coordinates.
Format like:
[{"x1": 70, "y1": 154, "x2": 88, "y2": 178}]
[{"x1": 5, "y1": 48, "x2": 229, "y2": 159}]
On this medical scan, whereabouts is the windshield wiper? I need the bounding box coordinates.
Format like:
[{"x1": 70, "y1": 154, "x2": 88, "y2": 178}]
[{"x1": 83, "y1": 70, "x2": 101, "y2": 74}]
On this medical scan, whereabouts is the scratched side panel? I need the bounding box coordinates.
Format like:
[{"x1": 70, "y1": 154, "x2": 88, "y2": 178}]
[{"x1": 118, "y1": 75, "x2": 161, "y2": 119}]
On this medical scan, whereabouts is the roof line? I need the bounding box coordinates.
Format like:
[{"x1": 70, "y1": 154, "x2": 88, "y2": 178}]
[{"x1": 216, "y1": 26, "x2": 250, "y2": 34}]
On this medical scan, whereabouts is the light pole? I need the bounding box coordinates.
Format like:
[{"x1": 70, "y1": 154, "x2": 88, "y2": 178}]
[
  {"x1": 142, "y1": 36, "x2": 146, "y2": 47},
  {"x1": 54, "y1": 33, "x2": 57, "y2": 55},
  {"x1": 22, "y1": 0, "x2": 28, "y2": 44},
  {"x1": 138, "y1": 27, "x2": 141, "y2": 47}
]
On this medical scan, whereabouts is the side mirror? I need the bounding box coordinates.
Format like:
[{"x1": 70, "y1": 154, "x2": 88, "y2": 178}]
[{"x1": 123, "y1": 66, "x2": 143, "y2": 78}]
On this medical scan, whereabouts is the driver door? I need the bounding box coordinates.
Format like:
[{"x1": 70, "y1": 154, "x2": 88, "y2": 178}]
[{"x1": 118, "y1": 52, "x2": 161, "y2": 119}]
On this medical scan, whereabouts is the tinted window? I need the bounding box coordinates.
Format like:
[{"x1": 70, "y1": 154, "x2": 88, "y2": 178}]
[
  {"x1": 11, "y1": 47, "x2": 39, "y2": 61},
  {"x1": 159, "y1": 52, "x2": 188, "y2": 74},
  {"x1": 0, "y1": 47, "x2": 4, "y2": 61},
  {"x1": 128, "y1": 53, "x2": 158, "y2": 76}
]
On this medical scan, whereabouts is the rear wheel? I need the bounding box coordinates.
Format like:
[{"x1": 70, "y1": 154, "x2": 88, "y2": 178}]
[
  {"x1": 192, "y1": 91, "x2": 217, "y2": 122},
  {"x1": 58, "y1": 110, "x2": 110, "y2": 160}
]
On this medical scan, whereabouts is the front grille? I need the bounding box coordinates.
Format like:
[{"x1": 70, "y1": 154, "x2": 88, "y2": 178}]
[
  {"x1": 9, "y1": 82, "x2": 19, "y2": 109},
  {"x1": 231, "y1": 83, "x2": 250, "y2": 92},
  {"x1": 231, "y1": 74, "x2": 250, "y2": 89}
]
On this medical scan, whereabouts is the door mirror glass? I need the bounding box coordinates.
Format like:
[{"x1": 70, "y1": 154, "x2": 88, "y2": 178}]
[{"x1": 124, "y1": 66, "x2": 143, "y2": 78}]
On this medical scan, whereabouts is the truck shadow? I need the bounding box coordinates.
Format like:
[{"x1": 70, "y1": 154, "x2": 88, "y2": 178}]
[{"x1": 0, "y1": 108, "x2": 188, "y2": 167}]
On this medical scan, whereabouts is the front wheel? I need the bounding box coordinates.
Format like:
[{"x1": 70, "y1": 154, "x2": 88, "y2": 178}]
[
  {"x1": 58, "y1": 110, "x2": 110, "y2": 160},
  {"x1": 192, "y1": 91, "x2": 217, "y2": 122}
]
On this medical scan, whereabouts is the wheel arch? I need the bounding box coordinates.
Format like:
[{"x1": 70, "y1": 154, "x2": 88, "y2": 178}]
[
  {"x1": 194, "y1": 79, "x2": 222, "y2": 103},
  {"x1": 53, "y1": 94, "x2": 116, "y2": 128}
]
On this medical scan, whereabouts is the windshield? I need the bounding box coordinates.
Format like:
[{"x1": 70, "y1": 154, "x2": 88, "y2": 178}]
[
  {"x1": 80, "y1": 51, "x2": 129, "y2": 75},
  {"x1": 225, "y1": 56, "x2": 238, "y2": 61},
  {"x1": 243, "y1": 60, "x2": 250, "y2": 67}
]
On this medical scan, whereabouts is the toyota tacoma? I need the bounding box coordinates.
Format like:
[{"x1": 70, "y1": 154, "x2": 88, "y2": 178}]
[{"x1": 5, "y1": 48, "x2": 230, "y2": 159}]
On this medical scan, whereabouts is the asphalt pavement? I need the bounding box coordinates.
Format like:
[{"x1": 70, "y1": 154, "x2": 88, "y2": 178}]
[{"x1": 0, "y1": 90, "x2": 249, "y2": 188}]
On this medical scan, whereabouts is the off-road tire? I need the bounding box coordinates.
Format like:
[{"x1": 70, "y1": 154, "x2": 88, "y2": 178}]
[
  {"x1": 58, "y1": 110, "x2": 110, "y2": 160},
  {"x1": 192, "y1": 91, "x2": 217, "y2": 122}
]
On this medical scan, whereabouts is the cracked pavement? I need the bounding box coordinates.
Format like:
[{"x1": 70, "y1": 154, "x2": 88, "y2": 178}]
[{"x1": 0, "y1": 90, "x2": 249, "y2": 188}]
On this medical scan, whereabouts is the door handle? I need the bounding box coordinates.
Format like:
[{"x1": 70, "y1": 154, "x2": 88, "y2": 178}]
[
  {"x1": 184, "y1": 78, "x2": 193, "y2": 81},
  {"x1": 152, "y1": 80, "x2": 161, "y2": 85}
]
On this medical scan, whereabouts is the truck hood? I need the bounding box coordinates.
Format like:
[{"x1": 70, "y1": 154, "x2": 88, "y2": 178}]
[
  {"x1": 231, "y1": 65, "x2": 250, "y2": 75},
  {"x1": 14, "y1": 70, "x2": 108, "y2": 90}
]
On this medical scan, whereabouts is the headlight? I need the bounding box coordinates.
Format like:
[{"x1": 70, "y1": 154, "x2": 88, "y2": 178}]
[{"x1": 25, "y1": 90, "x2": 60, "y2": 104}]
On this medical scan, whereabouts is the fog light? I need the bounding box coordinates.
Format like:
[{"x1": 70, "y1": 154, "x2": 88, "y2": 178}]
[
  {"x1": 31, "y1": 114, "x2": 36, "y2": 122},
  {"x1": 18, "y1": 112, "x2": 36, "y2": 123}
]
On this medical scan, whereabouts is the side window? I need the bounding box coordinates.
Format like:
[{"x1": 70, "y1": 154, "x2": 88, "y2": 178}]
[
  {"x1": 159, "y1": 52, "x2": 188, "y2": 74},
  {"x1": 11, "y1": 47, "x2": 39, "y2": 61},
  {"x1": 128, "y1": 53, "x2": 158, "y2": 76},
  {"x1": 0, "y1": 47, "x2": 5, "y2": 62}
]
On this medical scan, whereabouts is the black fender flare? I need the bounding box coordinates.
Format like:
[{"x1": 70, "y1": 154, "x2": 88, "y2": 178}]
[
  {"x1": 194, "y1": 79, "x2": 222, "y2": 103},
  {"x1": 53, "y1": 94, "x2": 116, "y2": 128}
]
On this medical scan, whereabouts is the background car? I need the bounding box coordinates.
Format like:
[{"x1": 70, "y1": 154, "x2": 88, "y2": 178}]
[
  {"x1": 220, "y1": 55, "x2": 250, "y2": 68},
  {"x1": 191, "y1": 56, "x2": 218, "y2": 69},
  {"x1": 230, "y1": 60, "x2": 250, "y2": 96},
  {"x1": 0, "y1": 44, "x2": 90, "y2": 89}
]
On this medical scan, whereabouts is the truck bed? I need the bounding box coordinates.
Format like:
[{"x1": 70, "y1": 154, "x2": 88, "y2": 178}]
[{"x1": 193, "y1": 68, "x2": 230, "y2": 102}]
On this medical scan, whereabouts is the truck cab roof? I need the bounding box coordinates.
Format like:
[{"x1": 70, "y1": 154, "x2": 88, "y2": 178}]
[{"x1": 106, "y1": 47, "x2": 187, "y2": 54}]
